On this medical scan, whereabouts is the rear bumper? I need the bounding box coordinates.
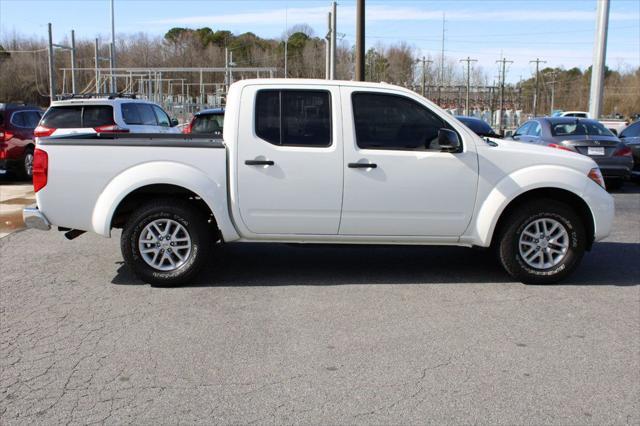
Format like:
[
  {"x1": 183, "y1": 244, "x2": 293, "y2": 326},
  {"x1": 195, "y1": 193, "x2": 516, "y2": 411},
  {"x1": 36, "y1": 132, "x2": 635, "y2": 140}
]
[
  {"x1": 23, "y1": 206, "x2": 51, "y2": 231},
  {"x1": 593, "y1": 157, "x2": 633, "y2": 179}
]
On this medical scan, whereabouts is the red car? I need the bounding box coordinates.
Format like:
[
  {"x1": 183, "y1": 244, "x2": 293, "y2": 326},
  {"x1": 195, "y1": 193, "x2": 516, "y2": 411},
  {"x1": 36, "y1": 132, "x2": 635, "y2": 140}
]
[{"x1": 0, "y1": 103, "x2": 43, "y2": 179}]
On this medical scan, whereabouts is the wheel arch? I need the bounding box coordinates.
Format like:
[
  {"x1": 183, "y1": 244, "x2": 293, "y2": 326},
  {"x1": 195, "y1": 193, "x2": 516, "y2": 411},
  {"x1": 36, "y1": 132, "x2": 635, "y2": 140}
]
[
  {"x1": 90, "y1": 161, "x2": 239, "y2": 241},
  {"x1": 490, "y1": 187, "x2": 595, "y2": 250}
]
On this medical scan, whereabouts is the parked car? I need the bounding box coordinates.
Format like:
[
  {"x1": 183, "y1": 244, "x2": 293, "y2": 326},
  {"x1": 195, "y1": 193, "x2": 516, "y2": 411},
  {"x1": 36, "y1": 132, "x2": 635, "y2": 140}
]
[
  {"x1": 183, "y1": 108, "x2": 224, "y2": 136},
  {"x1": 454, "y1": 116, "x2": 500, "y2": 138},
  {"x1": 551, "y1": 110, "x2": 628, "y2": 135},
  {"x1": 24, "y1": 79, "x2": 613, "y2": 286},
  {"x1": 0, "y1": 103, "x2": 43, "y2": 178},
  {"x1": 34, "y1": 95, "x2": 180, "y2": 138},
  {"x1": 510, "y1": 117, "x2": 633, "y2": 189},
  {"x1": 618, "y1": 120, "x2": 640, "y2": 180}
]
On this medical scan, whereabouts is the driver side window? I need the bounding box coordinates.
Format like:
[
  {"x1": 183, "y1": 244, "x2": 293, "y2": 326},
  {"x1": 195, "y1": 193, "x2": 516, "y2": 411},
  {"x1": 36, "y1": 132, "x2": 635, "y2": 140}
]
[{"x1": 351, "y1": 92, "x2": 449, "y2": 151}]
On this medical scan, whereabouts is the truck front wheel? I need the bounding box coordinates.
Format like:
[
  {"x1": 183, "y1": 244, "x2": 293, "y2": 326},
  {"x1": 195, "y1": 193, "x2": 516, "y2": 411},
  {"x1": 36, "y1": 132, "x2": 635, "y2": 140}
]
[
  {"x1": 121, "y1": 199, "x2": 211, "y2": 286},
  {"x1": 497, "y1": 200, "x2": 586, "y2": 284}
]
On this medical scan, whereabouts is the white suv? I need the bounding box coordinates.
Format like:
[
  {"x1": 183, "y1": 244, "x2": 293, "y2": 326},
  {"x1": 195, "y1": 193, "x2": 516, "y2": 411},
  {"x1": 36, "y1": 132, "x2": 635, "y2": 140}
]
[{"x1": 35, "y1": 96, "x2": 181, "y2": 137}]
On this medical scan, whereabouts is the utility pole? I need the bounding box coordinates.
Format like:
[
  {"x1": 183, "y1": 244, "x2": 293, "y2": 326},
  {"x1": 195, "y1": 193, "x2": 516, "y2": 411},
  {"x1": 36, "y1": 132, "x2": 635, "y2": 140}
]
[
  {"x1": 460, "y1": 56, "x2": 477, "y2": 116},
  {"x1": 325, "y1": 11, "x2": 331, "y2": 79},
  {"x1": 549, "y1": 71, "x2": 557, "y2": 114},
  {"x1": 47, "y1": 23, "x2": 56, "y2": 103},
  {"x1": 496, "y1": 57, "x2": 513, "y2": 133},
  {"x1": 284, "y1": 5, "x2": 288, "y2": 78},
  {"x1": 355, "y1": 0, "x2": 365, "y2": 81},
  {"x1": 420, "y1": 56, "x2": 433, "y2": 97},
  {"x1": 94, "y1": 38, "x2": 100, "y2": 93},
  {"x1": 530, "y1": 57, "x2": 546, "y2": 116},
  {"x1": 330, "y1": 1, "x2": 337, "y2": 80},
  {"x1": 589, "y1": 0, "x2": 610, "y2": 119},
  {"x1": 436, "y1": 12, "x2": 446, "y2": 105},
  {"x1": 110, "y1": 0, "x2": 117, "y2": 92},
  {"x1": 70, "y1": 30, "x2": 77, "y2": 94}
]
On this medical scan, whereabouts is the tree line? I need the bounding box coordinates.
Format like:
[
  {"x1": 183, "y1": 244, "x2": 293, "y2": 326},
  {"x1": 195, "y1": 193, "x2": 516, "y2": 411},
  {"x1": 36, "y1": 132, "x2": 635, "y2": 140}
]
[{"x1": 0, "y1": 26, "x2": 637, "y2": 118}]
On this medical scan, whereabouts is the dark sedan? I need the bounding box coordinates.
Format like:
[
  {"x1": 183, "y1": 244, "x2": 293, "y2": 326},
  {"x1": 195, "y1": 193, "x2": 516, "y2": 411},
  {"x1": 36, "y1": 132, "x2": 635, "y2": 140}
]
[
  {"x1": 510, "y1": 117, "x2": 633, "y2": 189},
  {"x1": 619, "y1": 120, "x2": 640, "y2": 181},
  {"x1": 455, "y1": 116, "x2": 500, "y2": 138}
]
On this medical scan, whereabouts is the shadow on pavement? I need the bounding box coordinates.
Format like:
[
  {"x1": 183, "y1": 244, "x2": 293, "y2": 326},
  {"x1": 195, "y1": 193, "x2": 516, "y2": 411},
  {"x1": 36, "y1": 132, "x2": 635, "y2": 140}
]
[{"x1": 111, "y1": 241, "x2": 639, "y2": 288}]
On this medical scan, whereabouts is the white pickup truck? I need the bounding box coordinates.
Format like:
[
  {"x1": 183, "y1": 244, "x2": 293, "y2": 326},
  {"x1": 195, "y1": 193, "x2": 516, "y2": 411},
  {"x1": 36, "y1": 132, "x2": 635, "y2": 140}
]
[{"x1": 24, "y1": 79, "x2": 614, "y2": 286}]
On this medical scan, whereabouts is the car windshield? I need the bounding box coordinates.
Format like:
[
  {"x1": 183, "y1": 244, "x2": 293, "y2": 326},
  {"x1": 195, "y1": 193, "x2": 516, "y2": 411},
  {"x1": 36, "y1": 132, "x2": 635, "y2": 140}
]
[
  {"x1": 192, "y1": 113, "x2": 224, "y2": 135},
  {"x1": 459, "y1": 118, "x2": 494, "y2": 136},
  {"x1": 550, "y1": 121, "x2": 614, "y2": 137}
]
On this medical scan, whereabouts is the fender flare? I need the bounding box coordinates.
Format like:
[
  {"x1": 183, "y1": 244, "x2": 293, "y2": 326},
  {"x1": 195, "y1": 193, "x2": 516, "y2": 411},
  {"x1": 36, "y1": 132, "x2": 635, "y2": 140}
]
[
  {"x1": 91, "y1": 161, "x2": 239, "y2": 240},
  {"x1": 470, "y1": 165, "x2": 589, "y2": 247}
]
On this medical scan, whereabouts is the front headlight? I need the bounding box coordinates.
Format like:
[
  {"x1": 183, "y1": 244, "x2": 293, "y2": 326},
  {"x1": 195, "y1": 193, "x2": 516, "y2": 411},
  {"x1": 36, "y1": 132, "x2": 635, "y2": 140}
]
[{"x1": 588, "y1": 167, "x2": 606, "y2": 189}]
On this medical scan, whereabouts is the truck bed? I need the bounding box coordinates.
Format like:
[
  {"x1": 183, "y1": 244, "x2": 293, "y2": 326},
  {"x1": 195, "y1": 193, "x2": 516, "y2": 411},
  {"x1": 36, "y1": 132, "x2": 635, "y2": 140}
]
[{"x1": 36, "y1": 134, "x2": 227, "y2": 235}]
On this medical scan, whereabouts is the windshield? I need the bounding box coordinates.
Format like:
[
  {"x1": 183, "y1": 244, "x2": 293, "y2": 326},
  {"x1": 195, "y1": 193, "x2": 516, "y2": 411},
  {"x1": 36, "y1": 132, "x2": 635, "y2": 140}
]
[
  {"x1": 192, "y1": 113, "x2": 224, "y2": 135},
  {"x1": 550, "y1": 121, "x2": 614, "y2": 137}
]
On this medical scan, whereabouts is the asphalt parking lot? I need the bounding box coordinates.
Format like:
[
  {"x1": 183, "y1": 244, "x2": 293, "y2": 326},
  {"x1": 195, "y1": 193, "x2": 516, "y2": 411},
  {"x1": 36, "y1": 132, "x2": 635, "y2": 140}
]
[{"x1": 1, "y1": 182, "x2": 639, "y2": 424}]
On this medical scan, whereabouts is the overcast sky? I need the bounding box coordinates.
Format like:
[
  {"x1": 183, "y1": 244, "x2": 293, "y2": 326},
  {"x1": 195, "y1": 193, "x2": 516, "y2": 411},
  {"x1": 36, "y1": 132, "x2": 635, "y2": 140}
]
[{"x1": 1, "y1": 0, "x2": 638, "y2": 83}]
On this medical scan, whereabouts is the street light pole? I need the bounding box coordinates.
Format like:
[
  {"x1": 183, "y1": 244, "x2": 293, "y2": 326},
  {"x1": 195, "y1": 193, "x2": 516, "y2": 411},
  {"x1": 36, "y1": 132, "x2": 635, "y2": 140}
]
[
  {"x1": 589, "y1": 0, "x2": 610, "y2": 119},
  {"x1": 47, "y1": 23, "x2": 56, "y2": 103},
  {"x1": 110, "y1": 0, "x2": 117, "y2": 92}
]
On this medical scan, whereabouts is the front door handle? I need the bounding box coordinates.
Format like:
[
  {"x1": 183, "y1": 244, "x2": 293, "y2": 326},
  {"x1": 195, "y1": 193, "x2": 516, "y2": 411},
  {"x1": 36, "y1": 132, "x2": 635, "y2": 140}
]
[
  {"x1": 245, "y1": 159, "x2": 275, "y2": 166},
  {"x1": 348, "y1": 162, "x2": 377, "y2": 169}
]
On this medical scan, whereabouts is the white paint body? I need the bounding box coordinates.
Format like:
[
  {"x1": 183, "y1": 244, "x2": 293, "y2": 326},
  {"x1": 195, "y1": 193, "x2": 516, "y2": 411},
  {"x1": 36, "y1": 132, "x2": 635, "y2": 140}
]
[{"x1": 35, "y1": 79, "x2": 614, "y2": 248}]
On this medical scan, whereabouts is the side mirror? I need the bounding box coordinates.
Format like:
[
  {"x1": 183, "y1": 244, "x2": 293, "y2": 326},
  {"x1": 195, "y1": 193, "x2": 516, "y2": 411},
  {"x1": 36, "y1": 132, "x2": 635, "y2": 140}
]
[
  {"x1": 170, "y1": 118, "x2": 179, "y2": 127},
  {"x1": 504, "y1": 130, "x2": 514, "y2": 138},
  {"x1": 437, "y1": 128, "x2": 461, "y2": 152}
]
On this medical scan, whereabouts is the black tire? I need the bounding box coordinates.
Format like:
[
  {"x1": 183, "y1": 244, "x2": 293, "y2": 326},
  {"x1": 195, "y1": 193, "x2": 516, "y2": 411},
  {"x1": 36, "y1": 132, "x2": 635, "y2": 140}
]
[
  {"x1": 496, "y1": 199, "x2": 586, "y2": 284},
  {"x1": 21, "y1": 147, "x2": 34, "y2": 180},
  {"x1": 121, "y1": 199, "x2": 212, "y2": 286}
]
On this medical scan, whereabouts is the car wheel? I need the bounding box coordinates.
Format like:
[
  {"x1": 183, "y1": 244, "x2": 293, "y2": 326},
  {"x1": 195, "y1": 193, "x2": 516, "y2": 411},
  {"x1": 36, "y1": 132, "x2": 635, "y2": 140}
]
[
  {"x1": 22, "y1": 148, "x2": 34, "y2": 179},
  {"x1": 497, "y1": 199, "x2": 586, "y2": 284},
  {"x1": 121, "y1": 199, "x2": 212, "y2": 286}
]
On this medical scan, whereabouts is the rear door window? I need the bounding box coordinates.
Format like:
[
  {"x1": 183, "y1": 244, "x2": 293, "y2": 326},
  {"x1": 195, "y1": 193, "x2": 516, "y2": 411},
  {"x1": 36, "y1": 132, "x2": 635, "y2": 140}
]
[
  {"x1": 255, "y1": 90, "x2": 332, "y2": 147},
  {"x1": 41, "y1": 105, "x2": 113, "y2": 128}
]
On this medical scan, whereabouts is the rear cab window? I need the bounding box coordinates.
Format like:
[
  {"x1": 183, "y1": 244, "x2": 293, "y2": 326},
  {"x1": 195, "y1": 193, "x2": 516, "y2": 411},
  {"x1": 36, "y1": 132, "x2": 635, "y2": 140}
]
[{"x1": 41, "y1": 105, "x2": 114, "y2": 128}]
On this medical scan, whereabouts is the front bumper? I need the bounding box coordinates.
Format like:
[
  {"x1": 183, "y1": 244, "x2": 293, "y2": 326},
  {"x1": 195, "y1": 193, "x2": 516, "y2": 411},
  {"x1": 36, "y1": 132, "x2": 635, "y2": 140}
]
[{"x1": 23, "y1": 205, "x2": 51, "y2": 231}]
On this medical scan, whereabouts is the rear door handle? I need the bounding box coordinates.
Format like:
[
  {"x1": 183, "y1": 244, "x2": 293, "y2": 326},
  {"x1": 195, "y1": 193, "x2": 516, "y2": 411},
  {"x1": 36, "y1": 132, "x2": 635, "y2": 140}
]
[
  {"x1": 348, "y1": 162, "x2": 377, "y2": 169},
  {"x1": 245, "y1": 160, "x2": 275, "y2": 166}
]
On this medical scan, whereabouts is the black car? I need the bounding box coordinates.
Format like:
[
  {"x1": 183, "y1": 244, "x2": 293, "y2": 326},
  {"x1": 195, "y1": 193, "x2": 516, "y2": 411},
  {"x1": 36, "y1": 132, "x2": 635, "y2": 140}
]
[
  {"x1": 510, "y1": 117, "x2": 633, "y2": 189},
  {"x1": 455, "y1": 116, "x2": 500, "y2": 138},
  {"x1": 619, "y1": 120, "x2": 640, "y2": 180}
]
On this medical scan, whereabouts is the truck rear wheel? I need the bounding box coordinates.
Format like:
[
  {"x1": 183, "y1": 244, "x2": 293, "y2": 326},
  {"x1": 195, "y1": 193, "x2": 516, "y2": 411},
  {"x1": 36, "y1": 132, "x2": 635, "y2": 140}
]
[
  {"x1": 121, "y1": 199, "x2": 211, "y2": 286},
  {"x1": 496, "y1": 199, "x2": 586, "y2": 284}
]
